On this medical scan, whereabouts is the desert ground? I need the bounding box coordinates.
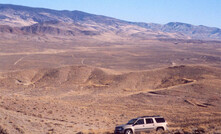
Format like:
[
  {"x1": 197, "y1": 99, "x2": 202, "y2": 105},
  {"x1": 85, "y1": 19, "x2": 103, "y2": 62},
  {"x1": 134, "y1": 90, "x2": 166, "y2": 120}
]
[{"x1": 0, "y1": 36, "x2": 221, "y2": 134}]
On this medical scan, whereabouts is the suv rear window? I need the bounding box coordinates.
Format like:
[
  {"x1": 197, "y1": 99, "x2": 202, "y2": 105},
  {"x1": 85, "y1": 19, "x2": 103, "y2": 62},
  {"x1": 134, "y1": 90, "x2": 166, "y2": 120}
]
[{"x1": 155, "y1": 118, "x2": 165, "y2": 123}]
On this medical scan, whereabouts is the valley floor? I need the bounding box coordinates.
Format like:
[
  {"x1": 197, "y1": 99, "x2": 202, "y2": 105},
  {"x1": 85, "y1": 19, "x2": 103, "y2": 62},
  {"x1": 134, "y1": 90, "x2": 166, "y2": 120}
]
[{"x1": 0, "y1": 38, "x2": 221, "y2": 134}]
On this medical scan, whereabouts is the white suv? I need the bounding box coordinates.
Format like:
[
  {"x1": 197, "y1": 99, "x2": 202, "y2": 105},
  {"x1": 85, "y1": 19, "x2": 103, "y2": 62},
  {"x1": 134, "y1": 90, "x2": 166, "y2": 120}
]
[{"x1": 114, "y1": 116, "x2": 168, "y2": 134}]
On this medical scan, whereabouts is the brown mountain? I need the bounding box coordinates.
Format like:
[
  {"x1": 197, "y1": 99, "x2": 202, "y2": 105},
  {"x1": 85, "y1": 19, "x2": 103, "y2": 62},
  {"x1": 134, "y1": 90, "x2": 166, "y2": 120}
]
[{"x1": 0, "y1": 4, "x2": 221, "y2": 40}]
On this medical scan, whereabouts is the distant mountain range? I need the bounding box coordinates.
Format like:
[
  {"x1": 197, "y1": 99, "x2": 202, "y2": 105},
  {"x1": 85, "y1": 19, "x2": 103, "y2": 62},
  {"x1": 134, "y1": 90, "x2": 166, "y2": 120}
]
[{"x1": 0, "y1": 4, "x2": 221, "y2": 40}]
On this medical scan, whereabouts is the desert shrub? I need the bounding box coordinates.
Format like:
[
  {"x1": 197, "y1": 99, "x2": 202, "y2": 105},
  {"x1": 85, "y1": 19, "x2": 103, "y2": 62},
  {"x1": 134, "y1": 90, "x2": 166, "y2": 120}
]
[
  {"x1": 0, "y1": 125, "x2": 8, "y2": 134},
  {"x1": 76, "y1": 132, "x2": 84, "y2": 134}
]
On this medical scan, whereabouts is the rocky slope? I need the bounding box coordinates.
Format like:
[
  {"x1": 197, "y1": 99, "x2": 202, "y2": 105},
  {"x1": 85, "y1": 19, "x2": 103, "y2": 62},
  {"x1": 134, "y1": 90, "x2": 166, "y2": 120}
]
[{"x1": 0, "y1": 4, "x2": 221, "y2": 40}]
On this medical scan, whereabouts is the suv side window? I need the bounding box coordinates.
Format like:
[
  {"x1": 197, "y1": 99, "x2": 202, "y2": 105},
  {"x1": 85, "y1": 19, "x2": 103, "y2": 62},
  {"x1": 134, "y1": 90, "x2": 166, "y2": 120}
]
[
  {"x1": 146, "y1": 118, "x2": 153, "y2": 124},
  {"x1": 135, "y1": 119, "x2": 144, "y2": 125},
  {"x1": 155, "y1": 118, "x2": 165, "y2": 123}
]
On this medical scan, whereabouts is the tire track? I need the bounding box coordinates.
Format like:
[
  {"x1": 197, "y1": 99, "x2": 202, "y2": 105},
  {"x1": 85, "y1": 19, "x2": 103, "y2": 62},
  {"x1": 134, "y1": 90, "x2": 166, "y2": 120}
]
[
  {"x1": 14, "y1": 57, "x2": 25, "y2": 65},
  {"x1": 81, "y1": 58, "x2": 85, "y2": 65}
]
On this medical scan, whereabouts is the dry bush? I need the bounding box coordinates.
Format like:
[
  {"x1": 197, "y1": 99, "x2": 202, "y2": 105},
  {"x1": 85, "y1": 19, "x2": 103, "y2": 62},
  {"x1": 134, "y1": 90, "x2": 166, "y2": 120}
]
[{"x1": 0, "y1": 126, "x2": 8, "y2": 134}]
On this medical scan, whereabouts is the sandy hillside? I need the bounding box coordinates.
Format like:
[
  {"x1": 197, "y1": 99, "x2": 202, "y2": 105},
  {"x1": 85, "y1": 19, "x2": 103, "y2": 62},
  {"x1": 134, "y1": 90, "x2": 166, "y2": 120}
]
[{"x1": 0, "y1": 64, "x2": 220, "y2": 134}]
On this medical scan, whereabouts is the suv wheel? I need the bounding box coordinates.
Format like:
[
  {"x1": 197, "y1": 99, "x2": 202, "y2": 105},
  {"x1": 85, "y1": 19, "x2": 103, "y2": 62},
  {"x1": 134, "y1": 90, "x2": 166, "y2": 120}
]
[
  {"x1": 124, "y1": 129, "x2": 133, "y2": 134},
  {"x1": 156, "y1": 127, "x2": 164, "y2": 132}
]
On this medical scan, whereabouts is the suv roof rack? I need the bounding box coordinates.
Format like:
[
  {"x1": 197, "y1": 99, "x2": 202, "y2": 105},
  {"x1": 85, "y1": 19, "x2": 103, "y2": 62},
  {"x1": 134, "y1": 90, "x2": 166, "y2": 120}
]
[{"x1": 138, "y1": 115, "x2": 161, "y2": 118}]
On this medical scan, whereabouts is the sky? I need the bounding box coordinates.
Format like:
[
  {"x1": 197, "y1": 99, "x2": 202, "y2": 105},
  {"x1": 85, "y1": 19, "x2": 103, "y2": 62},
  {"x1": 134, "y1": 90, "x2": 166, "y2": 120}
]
[{"x1": 0, "y1": 0, "x2": 221, "y2": 28}]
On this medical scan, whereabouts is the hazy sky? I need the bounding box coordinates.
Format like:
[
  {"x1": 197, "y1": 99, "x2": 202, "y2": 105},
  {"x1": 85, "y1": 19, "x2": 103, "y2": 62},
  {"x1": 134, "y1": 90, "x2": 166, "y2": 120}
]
[{"x1": 0, "y1": 0, "x2": 221, "y2": 28}]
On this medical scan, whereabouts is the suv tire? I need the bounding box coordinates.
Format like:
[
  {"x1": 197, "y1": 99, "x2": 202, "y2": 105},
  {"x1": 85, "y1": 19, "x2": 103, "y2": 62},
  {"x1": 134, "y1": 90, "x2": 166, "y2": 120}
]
[
  {"x1": 156, "y1": 127, "x2": 164, "y2": 132},
  {"x1": 124, "y1": 129, "x2": 133, "y2": 134}
]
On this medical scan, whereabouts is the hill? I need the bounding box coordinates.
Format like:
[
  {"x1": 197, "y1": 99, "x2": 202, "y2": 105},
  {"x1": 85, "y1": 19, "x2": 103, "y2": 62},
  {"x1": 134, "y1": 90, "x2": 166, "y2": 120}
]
[
  {"x1": 0, "y1": 65, "x2": 220, "y2": 133},
  {"x1": 0, "y1": 4, "x2": 221, "y2": 40}
]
